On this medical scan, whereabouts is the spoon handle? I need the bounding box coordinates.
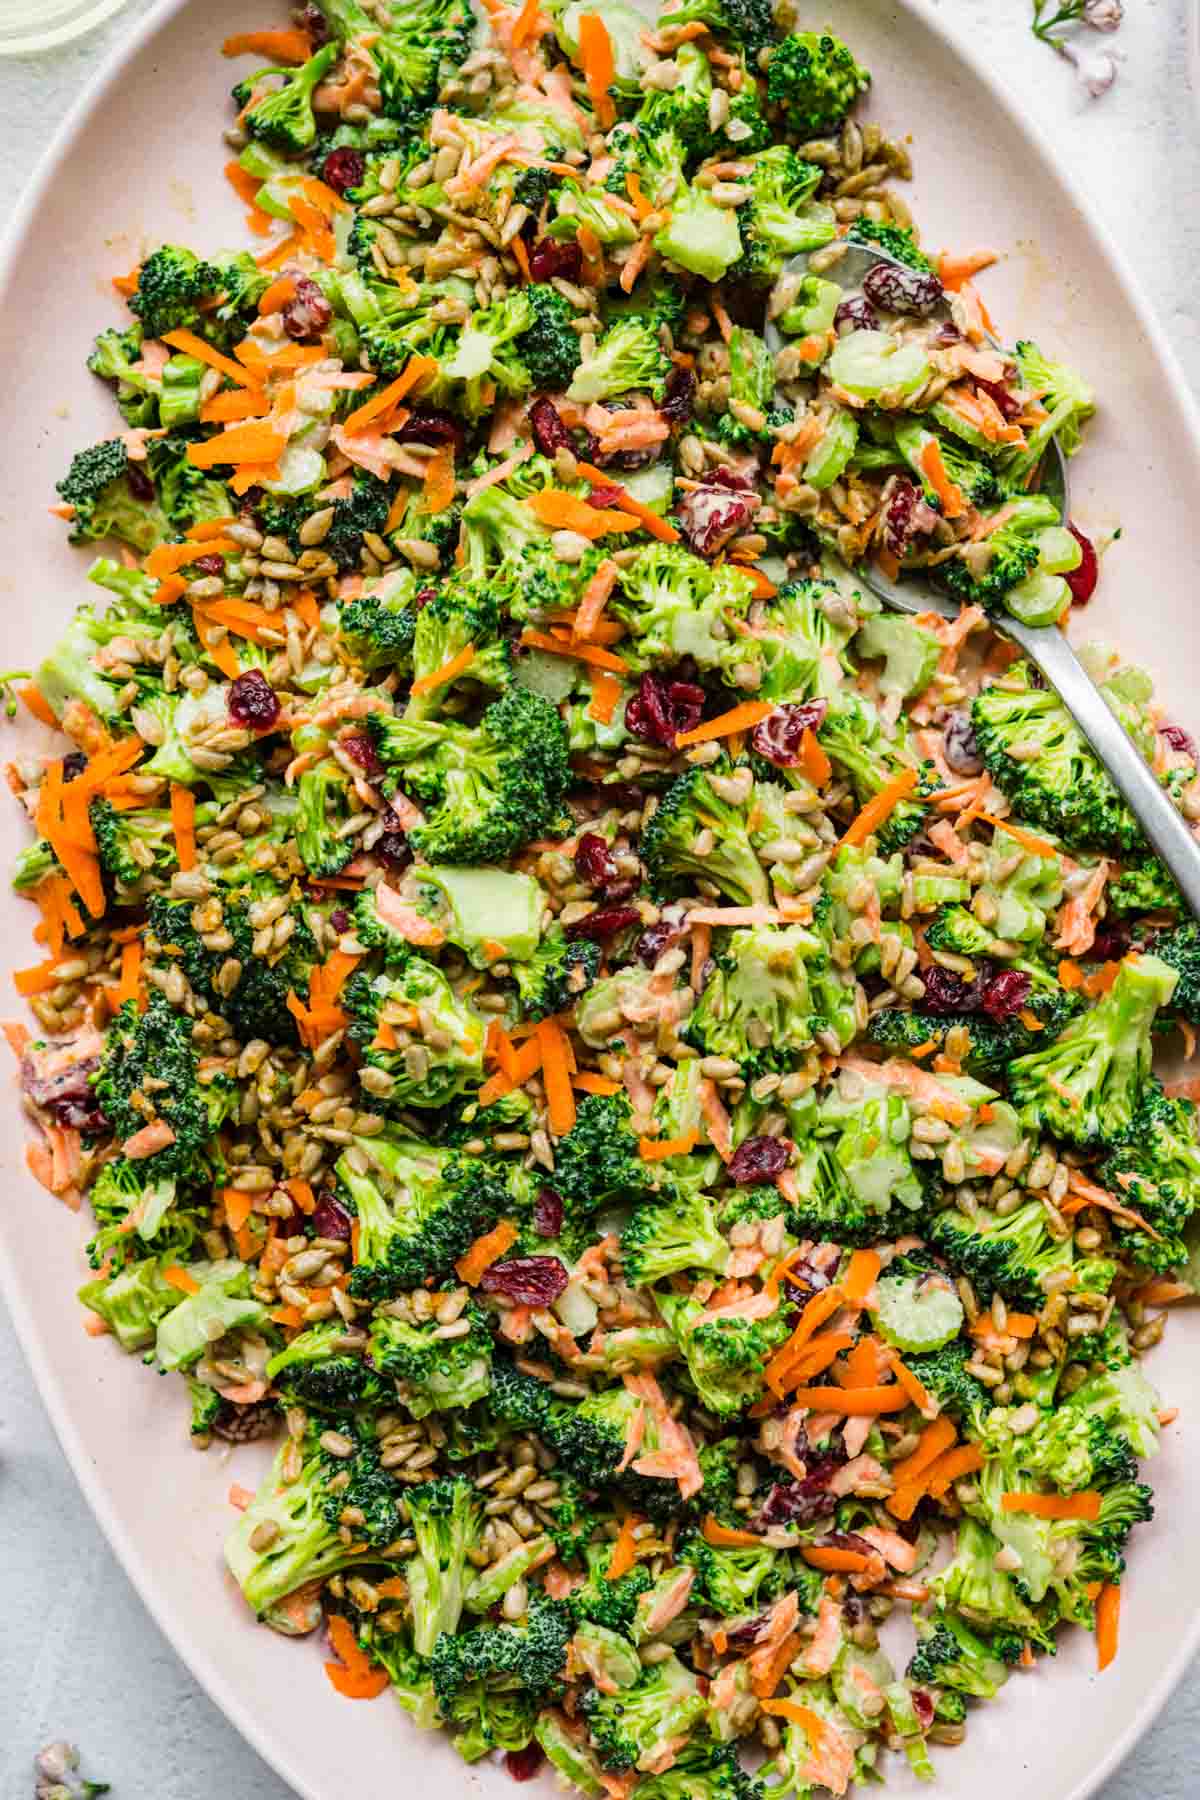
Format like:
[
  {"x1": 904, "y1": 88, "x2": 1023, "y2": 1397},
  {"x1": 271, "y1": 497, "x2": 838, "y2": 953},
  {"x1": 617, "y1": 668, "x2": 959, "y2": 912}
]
[{"x1": 1010, "y1": 618, "x2": 1200, "y2": 918}]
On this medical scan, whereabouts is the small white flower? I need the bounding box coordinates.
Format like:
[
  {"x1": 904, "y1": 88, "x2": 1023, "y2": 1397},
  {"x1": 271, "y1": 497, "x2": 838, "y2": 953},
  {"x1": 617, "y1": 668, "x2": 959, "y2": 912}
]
[
  {"x1": 1061, "y1": 38, "x2": 1124, "y2": 97},
  {"x1": 1083, "y1": 0, "x2": 1124, "y2": 30}
]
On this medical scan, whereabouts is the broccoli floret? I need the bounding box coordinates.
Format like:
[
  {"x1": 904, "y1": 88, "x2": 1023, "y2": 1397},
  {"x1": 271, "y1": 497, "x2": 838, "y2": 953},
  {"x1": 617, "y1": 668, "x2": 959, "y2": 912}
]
[
  {"x1": 567, "y1": 318, "x2": 670, "y2": 405},
  {"x1": 713, "y1": 327, "x2": 775, "y2": 447},
  {"x1": 429, "y1": 1593, "x2": 572, "y2": 1708},
  {"x1": 766, "y1": 30, "x2": 870, "y2": 138},
  {"x1": 819, "y1": 690, "x2": 938, "y2": 852},
  {"x1": 225, "y1": 1418, "x2": 405, "y2": 1625},
  {"x1": 639, "y1": 1743, "x2": 764, "y2": 1800},
  {"x1": 369, "y1": 1304, "x2": 494, "y2": 1419},
  {"x1": 788, "y1": 1089, "x2": 926, "y2": 1246},
  {"x1": 350, "y1": 883, "x2": 420, "y2": 967},
  {"x1": 77, "y1": 1254, "x2": 182, "y2": 1352},
  {"x1": 678, "y1": 1530, "x2": 811, "y2": 1618},
  {"x1": 144, "y1": 433, "x2": 231, "y2": 534},
  {"x1": 519, "y1": 282, "x2": 582, "y2": 392},
  {"x1": 929, "y1": 1198, "x2": 1073, "y2": 1306},
  {"x1": 343, "y1": 963, "x2": 484, "y2": 1107},
  {"x1": 89, "y1": 798, "x2": 176, "y2": 895},
  {"x1": 294, "y1": 762, "x2": 357, "y2": 878},
  {"x1": 339, "y1": 582, "x2": 418, "y2": 673},
  {"x1": 569, "y1": 1542, "x2": 654, "y2": 1632},
  {"x1": 442, "y1": 292, "x2": 535, "y2": 417},
  {"x1": 366, "y1": 687, "x2": 570, "y2": 864},
  {"x1": 490, "y1": 1361, "x2": 683, "y2": 1507},
  {"x1": 319, "y1": 0, "x2": 471, "y2": 120},
  {"x1": 264, "y1": 471, "x2": 396, "y2": 575},
  {"x1": 85, "y1": 1155, "x2": 201, "y2": 1274},
  {"x1": 933, "y1": 433, "x2": 1005, "y2": 509},
  {"x1": 903, "y1": 1341, "x2": 990, "y2": 1434},
  {"x1": 511, "y1": 924, "x2": 601, "y2": 1022},
  {"x1": 941, "y1": 520, "x2": 1042, "y2": 609},
  {"x1": 128, "y1": 244, "x2": 220, "y2": 340},
  {"x1": 907, "y1": 1612, "x2": 1010, "y2": 1699},
  {"x1": 657, "y1": 0, "x2": 773, "y2": 51},
  {"x1": 930, "y1": 1516, "x2": 1055, "y2": 1651},
  {"x1": 854, "y1": 609, "x2": 942, "y2": 701},
  {"x1": 233, "y1": 42, "x2": 338, "y2": 152},
  {"x1": 1005, "y1": 339, "x2": 1096, "y2": 479},
  {"x1": 620, "y1": 1189, "x2": 729, "y2": 1288},
  {"x1": 1007, "y1": 952, "x2": 1176, "y2": 1146},
  {"x1": 612, "y1": 543, "x2": 756, "y2": 675},
  {"x1": 95, "y1": 994, "x2": 231, "y2": 1185},
  {"x1": 642, "y1": 762, "x2": 771, "y2": 908},
  {"x1": 266, "y1": 1321, "x2": 386, "y2": 1413},
  {"x1": 407, "y1": 580, "x2": 512, "y2": 717},
  {"x1": 659, "y1": 1295, "x2": 789, "y2": 1417},
  {"x1": 847, "y1": 218, "x2": 934, "y2": 272},
  {"x1": 731, "y1": 146, "x2": 835, "y2": 284},
  {"x1": 55, "y1": 440, "x2": 167, "y2": 553},
  {"x1": 867, "y1": 980, "x2": 1083, "y2": 1073},
  {"x1": 342, "y1": 1133, "x2": 520, "y2": 1298},
  {"x1": 148, "y1": 884, "x2": 316, "y2": 1050},
  {"x1": 1107, "y1": 855, "x2": 1182, "y2": 919},
  {"x1": 87, "y1": 322, "x2": 159, "y2": 426},
  {"x1": 1098, "y1": 1079, "x2": 1200, "y2": 1272},
  {"x1": 187, "y1": 1375, "x2": 223, "y2": 1437},
  {"x1": 552, "y1": 1090, "x2": 658, "y2": 1209},
  {"x1": 970, "y1": 661, "x2": 1159, "y2": 854},
  {"x1": 581, "y1": 1652, "x2": 705, "y2": 1771},
  {"x1": 686, "y1": 923, "x2": 824, "y2": 1074},
  {"x1": 1148, "y1": 921, "x2": 1200, "y2": 1022},
  {"x1": 403, "y1": 1474, "x2": 483, "y2": 1654}
]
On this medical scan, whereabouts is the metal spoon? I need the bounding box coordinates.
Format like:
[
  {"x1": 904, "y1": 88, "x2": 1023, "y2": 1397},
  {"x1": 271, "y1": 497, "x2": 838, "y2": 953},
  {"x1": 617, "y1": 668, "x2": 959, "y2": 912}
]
[{"x1": 765, "y1": 244, "x2": 1200, "y2": 918}]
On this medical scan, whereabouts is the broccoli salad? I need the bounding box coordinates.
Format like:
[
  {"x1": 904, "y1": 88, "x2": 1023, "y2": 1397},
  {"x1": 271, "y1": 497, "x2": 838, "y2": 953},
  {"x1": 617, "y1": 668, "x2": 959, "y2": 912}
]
[{"x1": 11, "y1": 0, "x2": 1200, "y2": 1794}]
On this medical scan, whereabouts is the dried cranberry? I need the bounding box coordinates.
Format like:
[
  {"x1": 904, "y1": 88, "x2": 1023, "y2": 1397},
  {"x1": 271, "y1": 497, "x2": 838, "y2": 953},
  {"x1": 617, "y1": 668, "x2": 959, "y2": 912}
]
[
  {"x1": 778, "y1": 1255, "x2": 831, "y2": 1300},
  {"x1": 637, "y1": 914, "x2": 684, "y2": 968},
  {"x1": 917, "y1": 964, "x2": 984, "y2": 1015},
  {"x1": 586, "y1": 483, "x2": 625, "y2": 509},
  {"x1": 62, "y1": 751, "x2": 88, "y2": 781},
  {"x1": 661, "y1": 365, "x2": 696, "y2": 427},
  {"x1": 566, "y1": 904, "x2": 641, "y2": 942},
  {"x1": 603, "y1": 446, "x2": 658, "y2": 473},
  {"x1": 1064, "y1": 522, "x2": 1099, "y2": 606},
  {"x1": 374, "y1": 833, "x2": 412, "y2": 872},
  {"x1": 282, "y1": 273, "x2": 333, "y2": 341},
  {"x1": 758, "y1": 1460, "x2": 843, "y2": 1527},
  {"x1": 751, "y1": 699, "x2": 828, "y2": 767},
  {"x1": 341, "y1": 732, "x2": 383, "y2": 777},
  {"x1": 881, "y1": 476, "x2": 920, "y2": 560},
  {"x1": 861, "y1": 261, "x2": 943, "y2": 316},
  {"x1": 126, "y1": 462, "x2": 155, "y2": 502},
  {"x1": 310, "y1": 1193, "x2": 352, "y2": 1241},
  {"x1": 480, "y1": 1256, "x2": 570, "y2": 1305},
  {"x1": 321, "y1": 147, "x2": 365, "y2": 195},
  {"x1": 299, "y1": 3, "x2": 328, "y2": 48},
  {"x1": 1091, "y1": 921, "x2": 1132, "y2": 962},
  {"x1": 528, "y1": 396, "x2": 573, "y2": 457},
  {"x1": 414, "y1": 587, "x2": 437, "y2": 610},
  {"x1": 834, "y1": 295, "x2": 879, "y2": 335},
  {"x1": 227, "y1": 669, "x2": 280, "y2": 731},
  {"x1": 22, "y1": 1052, "x2": 105, "y2": 1132},
  {"x1": 722, "y1": 1610, "x2": 775, "y2": 1650},
  {"x1": 932, "y1": 320, "x2": 963, "y2": 347},
  {"x1": 505, "y1": 1745, "x2": 545, "y2": 1783},
  {"x1": 974, "y1": 376, "x2": 1021, "y2": 421},
  {"x1": 728, "y1": 1135, "x2": 791, "y2": 1186},
  {"x1": 979, "y1": 967, "x2": 1032, "y2": 1021},
  {"x1": 574, "y1": 833, "x2": 617, "y2": 888},
  {"x1": 193, "y1": 552, "x2": 225, "y2": 578},
  {"x1": 625, "y1": 672, "x2": 706, "y2": 746},
  {"x1": 394, "y1": 409, "x2": 465, "y2": 455},
  {"x1": 330, "y1": 907, "x2": 350, "y2": 932},
  {"x1": 675, "y1": 468, "x2": 758, "y2": 558},
  {"x1": 942, "y1": 709, "x2": 984, "y2": 776},
  {"x1": 533, "y1": 1187, "x2": 564, "y2": 1237},
  {"x1": 527, "y1": 235, "x2": 582, "y2": 284},
  {"x1": 911, "y1": 1689, "x2": 936, "y2": 1731}
]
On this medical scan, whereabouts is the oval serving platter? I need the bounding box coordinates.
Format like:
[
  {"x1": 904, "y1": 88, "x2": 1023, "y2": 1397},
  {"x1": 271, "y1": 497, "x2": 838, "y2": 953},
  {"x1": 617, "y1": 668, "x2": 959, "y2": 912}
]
[{"x1": 1, "y1": 2, "x2": 1199, "y2": 1796}]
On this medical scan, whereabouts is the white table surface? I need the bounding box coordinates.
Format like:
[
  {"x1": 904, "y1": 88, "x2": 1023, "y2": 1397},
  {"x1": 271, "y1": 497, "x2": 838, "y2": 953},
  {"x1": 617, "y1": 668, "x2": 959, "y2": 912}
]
[{"x1": 2, "y1": 1, "x2": 1200, "y2": 1793}]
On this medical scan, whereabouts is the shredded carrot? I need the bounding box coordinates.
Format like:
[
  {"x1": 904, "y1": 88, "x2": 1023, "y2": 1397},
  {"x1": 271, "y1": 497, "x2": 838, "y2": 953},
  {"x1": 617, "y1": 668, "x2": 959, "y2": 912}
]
[
  {"x1": 171, "y1": 785, "x2": 197, "y2": 871},
  {"x1": 537, "y1": 1016, "x2": 577, "y2": 1136},
  {"x1": 1132, "y1": 1278, "x2": 1191, "y2": 1307},
  {"x1": 799, "y1": 727, "x2": 831, "y2": 787},
  {"x1": 577, "y1": 11, "x2": 616, "y2": 129},
  {"x1": 222, "y1": 28, "x2": 312, "y2": 61},
  {"x1": 223, "y1": 1188, "x2": 253, "y2": 1234},
  {"x1": 606, "y1": 1513, "x2": 642, "y2": 1578},
  {"x1": 1002, "y1": 1491, "x2": 1102, "y2": 1521},
  {"x1": 787, "y1": 1384, "x2": 907, "y2": 1414},
  {"x1": 187, "y1": 423, "x2": 287, "y2": 470},
  {"x1": 975, "y1": 812, "x2": 1061, "y2": 859},
  {"x1": 343, "y1": 356, "x2": 437, "y2": 434},
  {"x1": 890, "y1": 1356, "x2": 934, "y2": 1415},
  {"x1": 144, "y1": 537, "x2": 240, "y2": 579},
  {"x1": 257, "y1": 275, "x2": 298, "y2": 315},
  {"x1": 750, "y1": 1630, "x2": 802, "y2": 1700},
  {"x1": 325, "y1": 1615, "x2": 390, "y2": 1700},
  {"x1": 675, "y1": 700, "x2": 776, "y2": 749},
  {"x1": 764, "y1": 1286, "x2": 846, "y2": 1394},
  {"x1": 455, "y1": 1218, "x2": 519, "y2": 1284},
  {"x1": 1096, "y1": 1580, "x2": 1120, "y2": 1671},
  {"x1": 1058, "y1": 957, "x2": 1084, "y2": 990},
  {"x1": 521, "y1": 628, "x2": 628, "y2": 673},
  {"x1": 938, "y1": 247, "x2": 999, "y2": 291},
  {"x1": 841, "y1": 1249, "x2": 881, "y2": 1306},
  {"x1": 162, "y1": 1265, "x2": 200, "y2": 1295},
  {"x1": 575, "y1": 462, "x2": 681, "y2": 542},
  {"x1": 19, "y1": 685, "x2": 59, "y2": 728},
  {"x1": 573, "y1": 1071, "x2": 623, "y2": 1096},
  {"x1": 114, "y1": 939, "x2": 144, "y2": 1011},
  {"x1": 573, "y1": 558, "x2": 621, "y2": 643},
  {"x1": 919, "y1": 438, "x2": 966, "y2": 520},
  {"x1": 525, "y1": 488, "x2": 637, "y2": 539},
  {"x1": 889, "y1": 1416, "x2": 957, "y2": 1489},
  {"x1": 801, "y1": 1545, "x2": 872, "y2": 1573},
  {"x1": 14, "y1": 959, "x2": 69, "y2": 997},
  {"x1": 422, "y1": 444, "x2": 457, "y2": 514},
  {"x1": 510, "y1": 233, "x2": 532, "y2": 283},
  {"x1": 639, "y1": 1132, "x2": 699, "y2": 1161},
  {"x1": 838, "y1": 768, "x2": 921, "y2": 849},
  {"x1": 588, "y1": 669, "x2": 622, "y2": 724},
  {"x1": 160, "y1": 328, "x2": 262, "y2": 391},
  {"x1": 410, "y1": 644, "x2": 476, "y2": 696},
  {"x1": 703, "y1": 1516, "x2": 763, "y2": 1548}
]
